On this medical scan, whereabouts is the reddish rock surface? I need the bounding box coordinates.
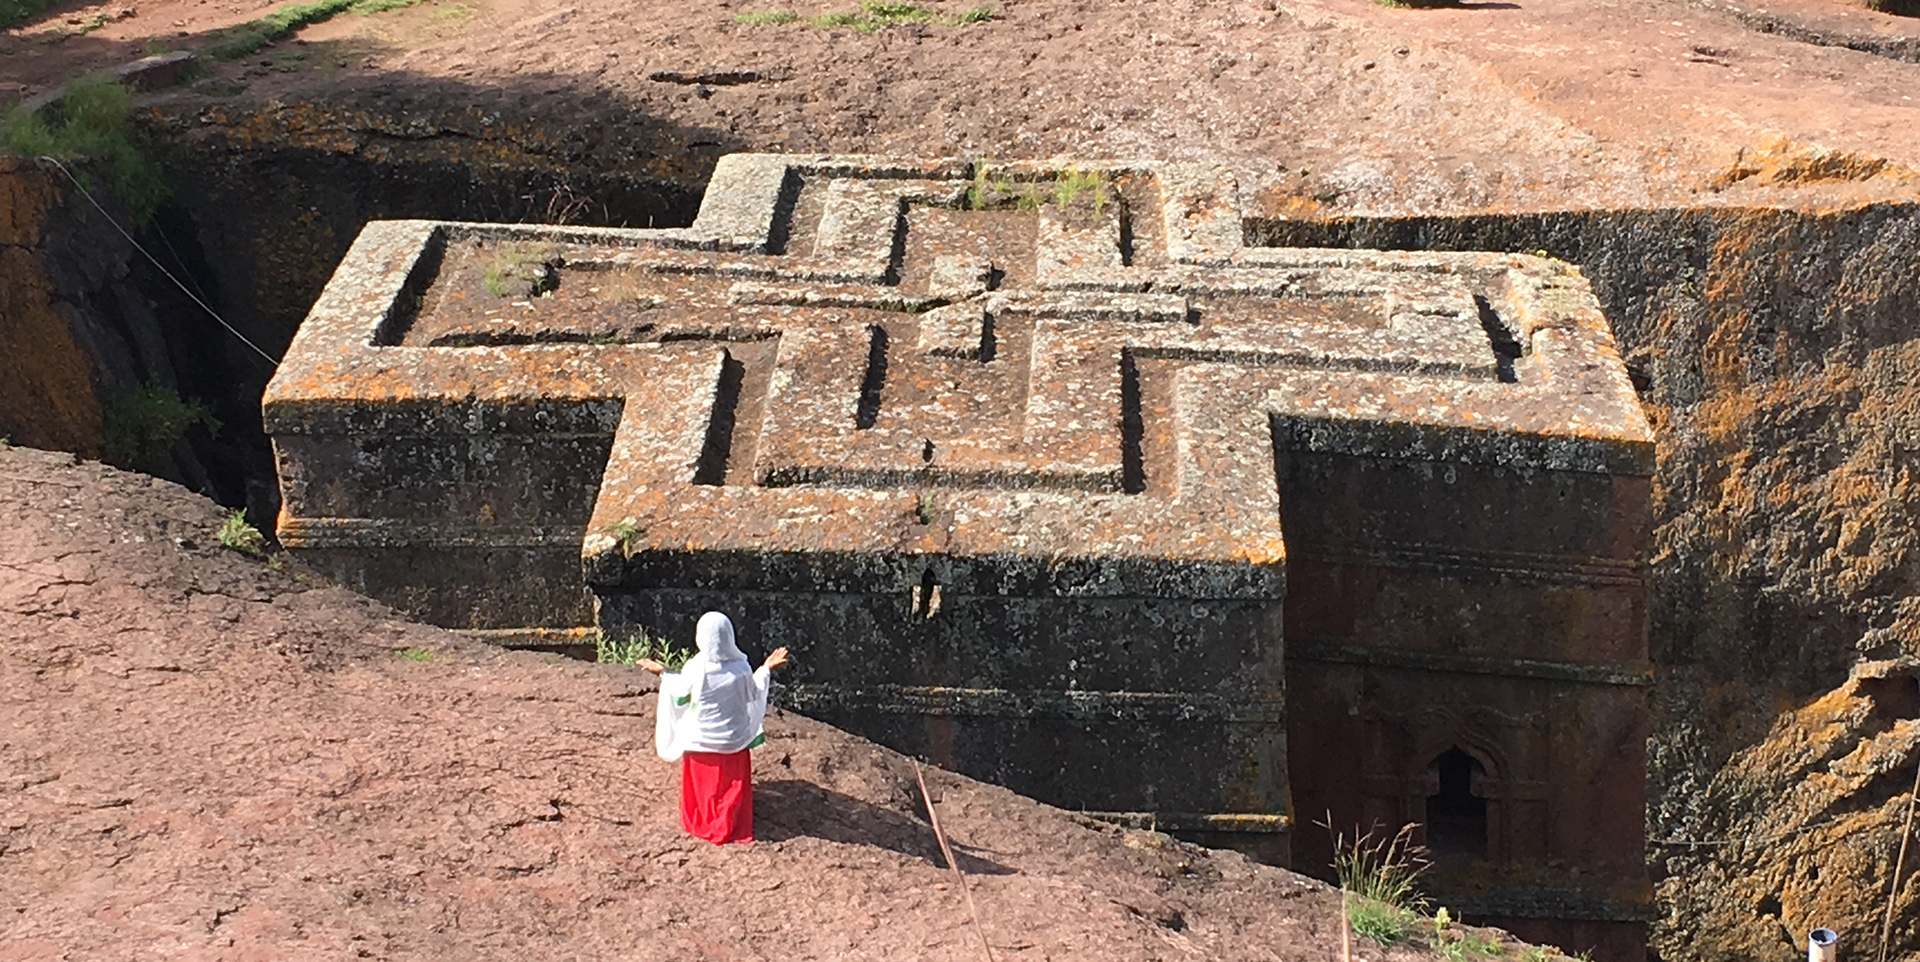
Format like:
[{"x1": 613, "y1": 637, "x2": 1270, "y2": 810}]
[{"x1": 0, "y1": 443, "x2": 1536, "y2": 960}]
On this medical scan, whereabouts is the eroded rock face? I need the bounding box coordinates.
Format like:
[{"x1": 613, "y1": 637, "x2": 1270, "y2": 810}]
[
  {"x1": 1659, "y1": 663, "x2": 1920, "y2": 961},
  {"x1": 0, "y1": 156, "x2": 119, "y2": 459},
  {"x1": 263, "y1": 152, "x2": 1655, "y2": 949},
  {"x1": 1255, "y1": 204, "x2": 1920, "y2": 962}
]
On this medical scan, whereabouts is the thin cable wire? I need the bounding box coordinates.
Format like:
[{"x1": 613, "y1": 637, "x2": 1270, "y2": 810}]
[{"x1": 36, "y1": 156, "x2": 280, "y2": 368}]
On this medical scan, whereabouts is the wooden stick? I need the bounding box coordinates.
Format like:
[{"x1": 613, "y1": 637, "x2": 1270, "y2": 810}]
[
  {"x1": 915, "y1": 760, "x2": 995, "y2": 962},
  {"x1": 1880, "y1": 758, "x2": 1920, "y2": 962},
  {"x1": 1341, "y1": 887, "x2": 1354, "y2": 962}
]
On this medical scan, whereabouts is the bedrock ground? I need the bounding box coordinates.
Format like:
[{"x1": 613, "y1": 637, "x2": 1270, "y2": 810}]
[{"x1": 0, "y1": 442, "x2": 1544, "y2": 961}]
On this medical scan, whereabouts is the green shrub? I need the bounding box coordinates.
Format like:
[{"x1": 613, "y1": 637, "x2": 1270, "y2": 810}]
[
  {"x1": 2, "y1": 78, "x2": 170, "y2": 223},
  {"x1": 596, "y1": 630, "x2": 692, "y2": 669},
  {"x1": 101, "y1": 382, "x2": 218, "y2": 474},
  {"x1": 0, "y1": 0, "x2": 55, "y2": 29},
  {"x1": 396, "y1": 646, "x2": 436, "y2": 662},
  {"x1": 217, "y1": 509, "x2": 267, "y2": 557}
]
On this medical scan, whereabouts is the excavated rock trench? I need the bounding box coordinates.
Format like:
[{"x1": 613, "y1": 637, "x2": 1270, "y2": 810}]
[{"x1": 6, "y1": 107, "x2": 1920, "y2": 962}]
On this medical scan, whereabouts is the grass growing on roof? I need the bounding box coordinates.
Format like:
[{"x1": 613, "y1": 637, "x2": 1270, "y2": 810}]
[
  {"x1": 1, "y1": 78, "x2": 170, "y2": 223},
  {"x1": 481, "y1": 242, "x2": 561, "y2": 299},
  {"x1": 963, "y1": 163, "x2": 1111, "y2": 218}
]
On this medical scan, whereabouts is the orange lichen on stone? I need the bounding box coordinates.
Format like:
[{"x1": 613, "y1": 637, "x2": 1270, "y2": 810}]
[
  {"x1": 0, "y1": 159, "x2": 104, "y2": 456},
  {"x1": 1714, "y1": 137, "x2": 1917, "y2": 190}
]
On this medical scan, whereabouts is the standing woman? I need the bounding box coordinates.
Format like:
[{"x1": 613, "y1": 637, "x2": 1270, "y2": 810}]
[{"x1": 639, "y1": 611, "x2": 790, "y2": 844}]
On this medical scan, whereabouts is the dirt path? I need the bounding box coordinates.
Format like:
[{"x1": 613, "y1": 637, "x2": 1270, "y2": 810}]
[{"x1": 0, "y1": 442, "x2": 1507, "y2": 961}]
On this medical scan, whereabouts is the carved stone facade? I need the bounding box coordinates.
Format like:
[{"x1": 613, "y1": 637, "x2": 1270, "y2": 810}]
[{"x1": 264, "y1": 154, "x2": 1654, "y2": 947}]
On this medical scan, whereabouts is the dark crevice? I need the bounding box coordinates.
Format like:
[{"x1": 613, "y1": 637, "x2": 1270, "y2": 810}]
[
  {"x1": 763, "y1": 168, "x2": 804, "y2": 256},
  {"x1": 1119, "y1": 350, "x2": 1146, "y2": 494},
  {"x1": 1474, "y1": 294, "x2": 1523, "y2": 384},
  {"x1": 883, "y1": 202, "x2": 910, "y2": 286},
  {"x1": 691, "y1": 350, "x2": 746, "y2": 485},
  {"x1": 855, "y1": 325, "x2": 889, "y2": 430}
]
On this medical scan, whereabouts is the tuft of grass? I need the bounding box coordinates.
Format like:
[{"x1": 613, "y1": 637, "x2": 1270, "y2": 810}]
[
  {"x1": 596, "y1": 630, "x2": 692, "y2": 669},
  {"x1": 1431, "y1": 912, "x2": 1504, "y2": 962},
  {"x1": 1519, "y1": 947, "x2": 1553, "y2": 962},
  {"x1": 2, "y1": 78, "x2": 171, "y2": 223},
  {"x1": 204, "y1": 0, "x2": 430, "y2": 60},
  {"x1": 396, "y1": 646, "x2": 436, "y2": 662},
  {"x1": 480, "y1": 242, "x2": 559, "y2": 299},
  {"x1": 744, "y1": 0, "x2": 993, "y2": 32},
  {"x1": 101, "y1": 382, "x2": 219, "y2": 474},
  {"x1": 205, "y1": 0, "x2": 360, "y2": 58},
  {"x1": 1330, "y1": 821, "x2": 1430, "y2": 947},
  {"x1": 1014, "y1": 181, "x2": 1042, "y2": 211},
  {"x1": 352, "y1": 0, "x2": 426, "y2": 14},
  {"x1": 966, "y1": 160, "x2": 990, "y2": 209},
  {"x1": 1051, "y1": 166, "x2": 1108, "y2": 214},
  {"x1": 602, "y1": 516, "x2": 643, "y2": 557},
  {"x1": 915, "y1": 491, "x2": 938, "y2": 525},
  {"x1": 217, "y1": 509, "x2": 267, "y2": 558},
  {"x1": 1349, "y1": 897, "x2": 1417, "y2": 946}
]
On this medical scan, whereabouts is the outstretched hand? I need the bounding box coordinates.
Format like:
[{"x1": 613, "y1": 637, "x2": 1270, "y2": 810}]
[
  {"x1": 636, "y1": 658, "x2": 666, "y2": 674},
  {"x1": 763, "y1": 647, "x2": 791, "y2": 671}
]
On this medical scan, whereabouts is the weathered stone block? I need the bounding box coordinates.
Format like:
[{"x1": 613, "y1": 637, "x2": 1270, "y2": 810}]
[{"x1": 265, "y1": 154, "x2": 1654, "y2": 933}]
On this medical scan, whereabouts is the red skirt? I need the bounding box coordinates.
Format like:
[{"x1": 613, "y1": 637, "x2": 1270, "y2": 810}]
[{"x1": 680, "y1": 750, "x2": 753, "y2": 844}]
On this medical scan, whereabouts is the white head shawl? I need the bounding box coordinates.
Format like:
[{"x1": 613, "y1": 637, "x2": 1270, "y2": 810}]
[{"x1": 654, "y1": 612, "x2": 772, "y2": 761}]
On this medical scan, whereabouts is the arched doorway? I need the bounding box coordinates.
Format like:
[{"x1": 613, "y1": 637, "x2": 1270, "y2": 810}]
[{"x1": 1425, "y1": 746, "x2": 1487, "y2": 858}]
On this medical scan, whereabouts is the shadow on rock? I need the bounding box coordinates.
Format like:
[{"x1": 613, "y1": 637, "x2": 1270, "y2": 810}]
[{"x1": 754, "y1": 778, "x2": 1014, "y2": 876}]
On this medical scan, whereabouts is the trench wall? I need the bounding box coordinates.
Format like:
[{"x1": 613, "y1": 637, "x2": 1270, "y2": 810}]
[
  {"x1": 0, "y1": 157, "x2": 102, "y2": 456},
  {"x1": 1253, "y1": 204, "x2": 1920, "y2": 962}
]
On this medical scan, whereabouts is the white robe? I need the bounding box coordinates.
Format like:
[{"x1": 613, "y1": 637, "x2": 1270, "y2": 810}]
[{"x1": 655, "y1": 611, "x2": 772, "y2": 761}]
